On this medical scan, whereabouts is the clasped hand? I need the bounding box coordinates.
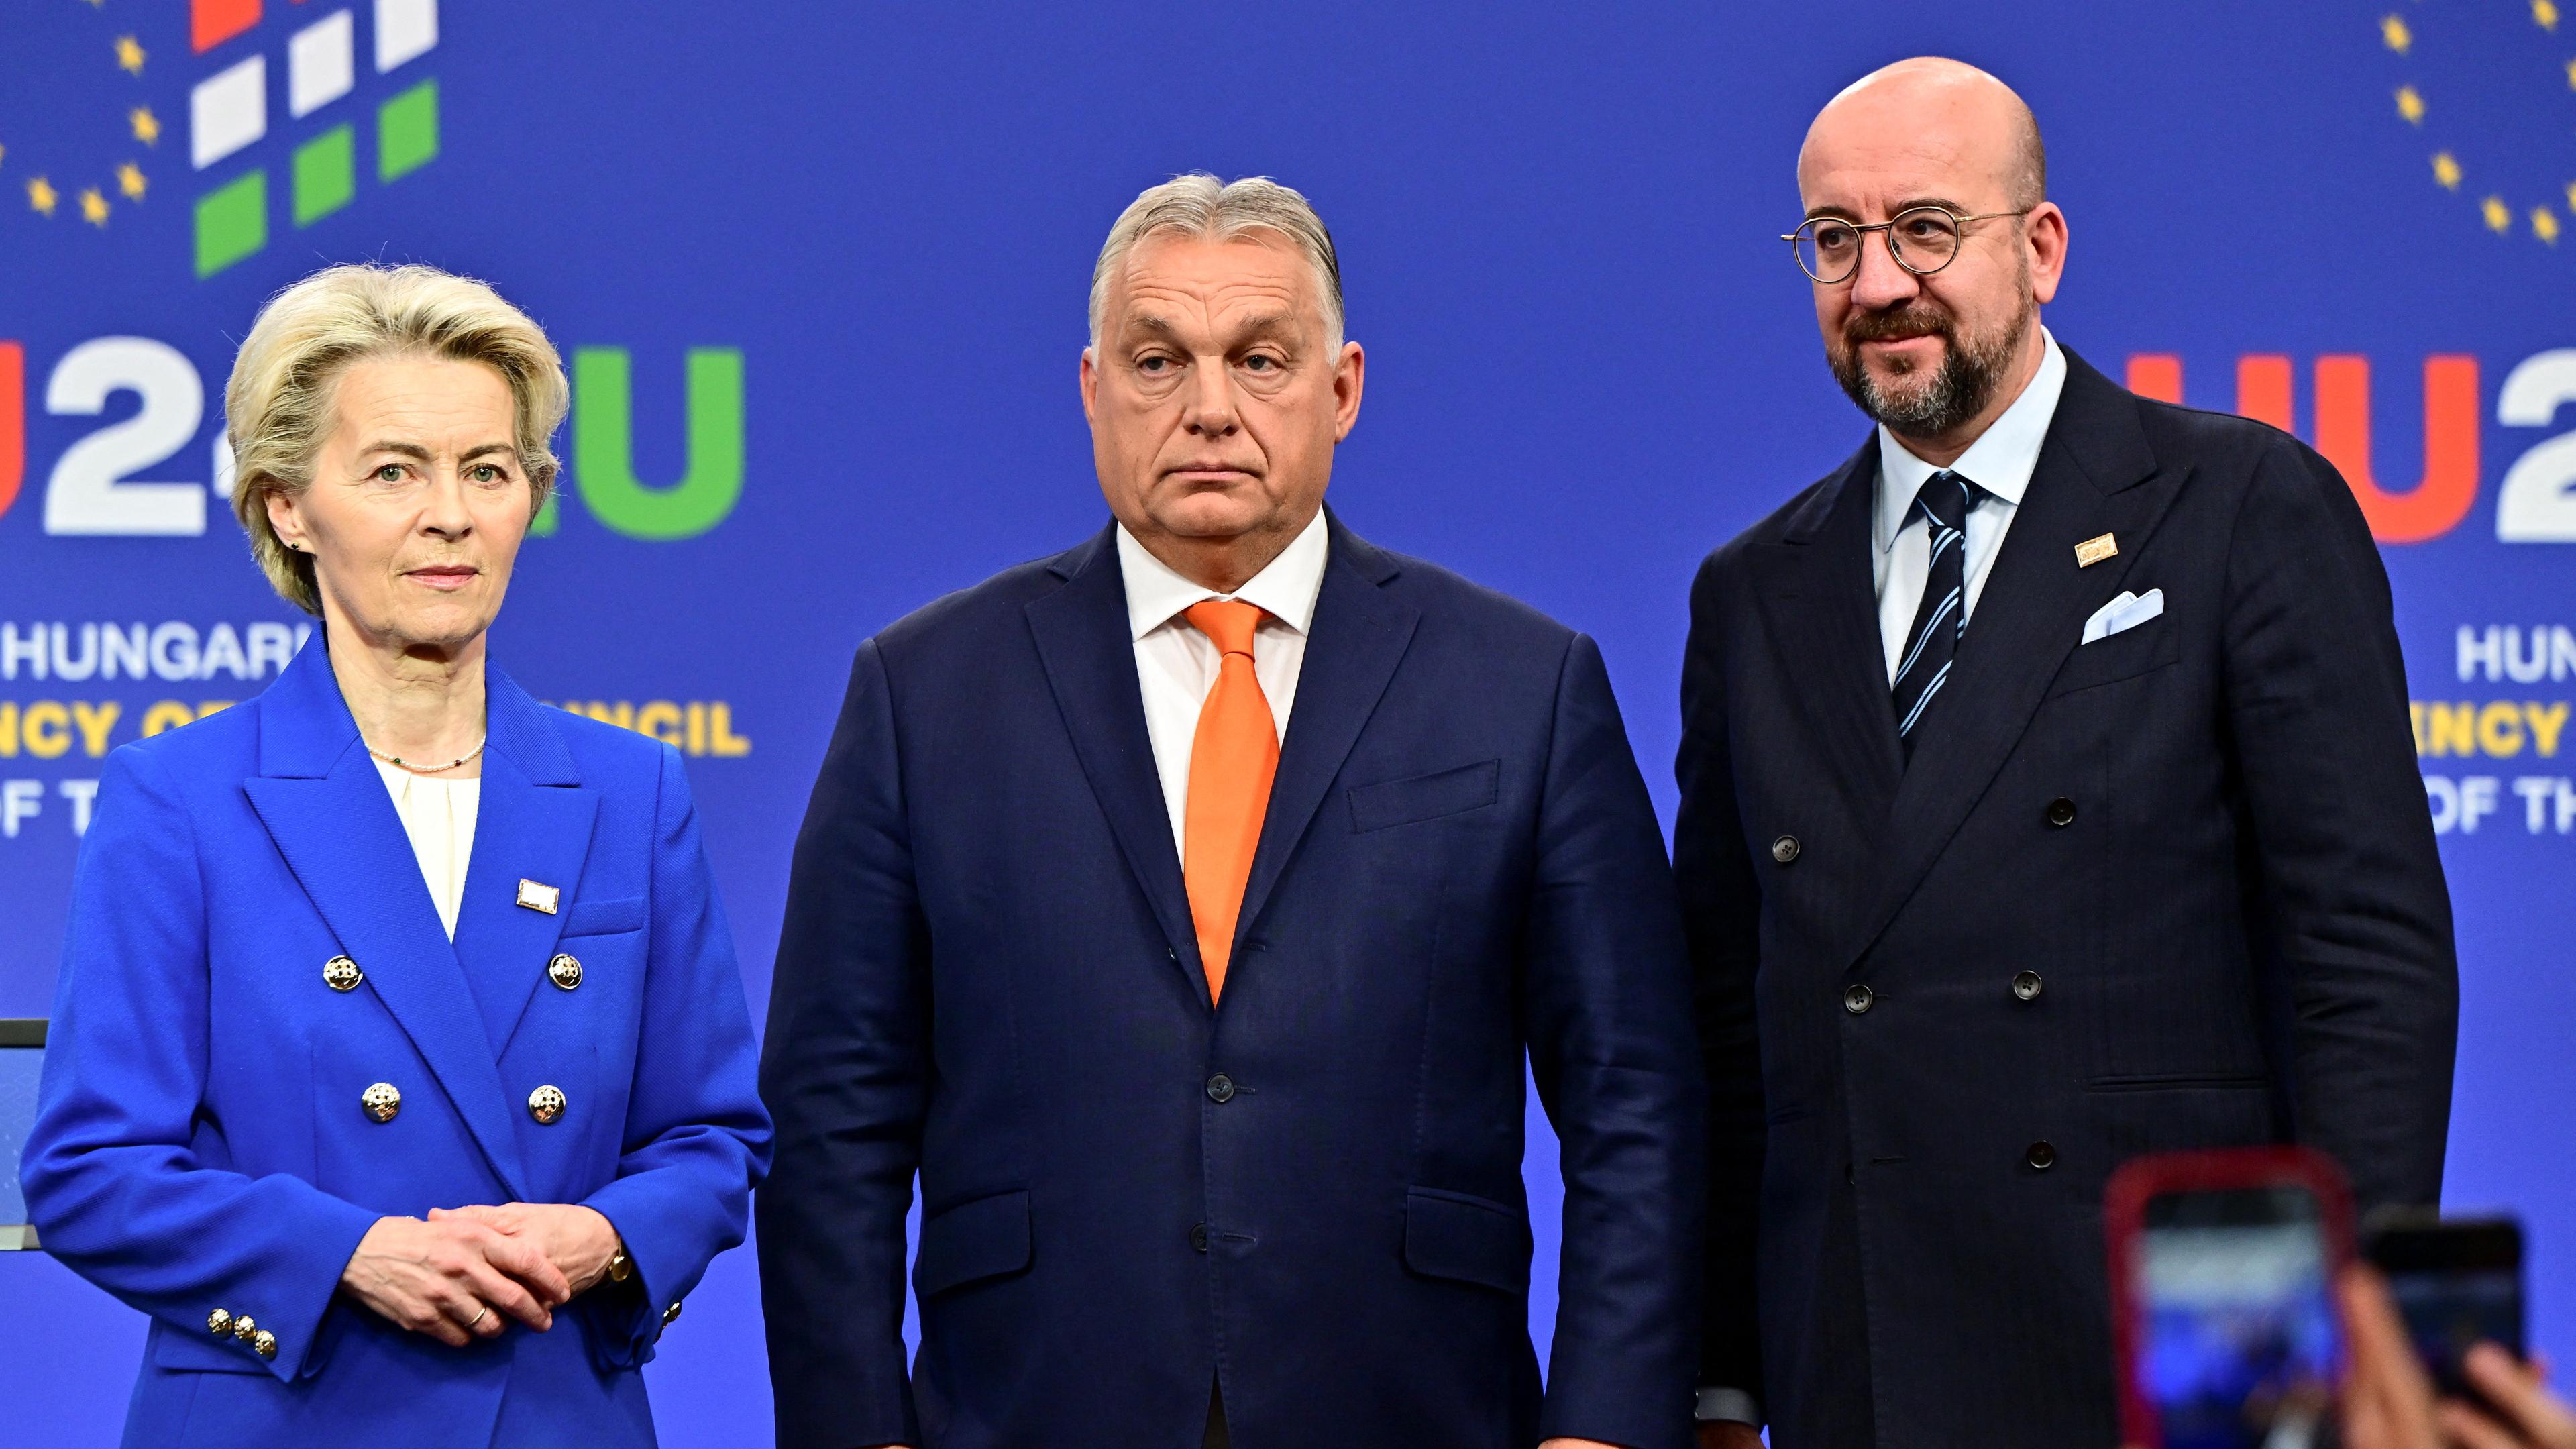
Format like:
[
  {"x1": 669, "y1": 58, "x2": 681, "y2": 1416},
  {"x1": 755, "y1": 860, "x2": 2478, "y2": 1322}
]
[{"x1": 339, "y1": 1203, "x2": 623, "y2": 1346}]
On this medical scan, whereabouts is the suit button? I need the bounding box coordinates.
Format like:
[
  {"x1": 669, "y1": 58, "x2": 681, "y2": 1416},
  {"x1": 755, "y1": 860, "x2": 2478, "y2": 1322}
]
[
  {"x1": 252, "y1": 1330, "x2": 277, "y2": 1360},
  {"x1": 322, "y1": 955, "x2": 363, "y2": 991},
  {"x1": 663, "y1": 1301, "x2": 683, "y2": 1326},
  {"x1": 1205, "y1": 1073, "x2": 1236, "y2": 1104},
  {"x1": 547, "y1": 953, "x2": 583, "y2": 990},
  {"x1": 2026, "y1": 1141, "x2": 2057, "y2": 1171},
  {"x1": 2046, "y1": 797, "x2": 2078, "y2": 828},
  {"x1": 528, "y1": 1085, "x2": 566, "y2": 1124},
  {"x1": 1189, "y1": 1222, "x2": 1211, "y2": 1254},
  {"x1": 207, "y1": 1309, "x2": 233, "y2": 1336},
  {"x1": 361, "y1": 1083, "x2": 401, "y2": 1123},
  {"x1": 231, "y1": 1314, "x2": 257, "y2": 1342},
  {"x1": 1843, "y1": 984, "x2": 1874, "y2": 1015},
  {"x1": 2011, "y1": 971, "x2": 2044, "y2": 1002},
  {"x1": 1772, "y1": 835, "x2": 1801, "y2": 865}
]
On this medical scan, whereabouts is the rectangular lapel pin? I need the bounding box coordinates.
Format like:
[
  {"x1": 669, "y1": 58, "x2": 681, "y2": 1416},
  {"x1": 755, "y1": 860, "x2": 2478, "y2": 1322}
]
[
  {"x1": 516, "y1": 879, "x2": 561, "y2": 914},
  {"x1": 2074, "y1": 532, "x2": 2120, "y2": 568}
]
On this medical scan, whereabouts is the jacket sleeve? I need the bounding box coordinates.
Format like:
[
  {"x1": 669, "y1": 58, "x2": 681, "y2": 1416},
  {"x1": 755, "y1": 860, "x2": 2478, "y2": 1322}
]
[
  {"x1": 1524, "y1": 632, "x2": 1708, "y2": 1449},
  {"x1": 579, "y1": 743, "x2": 775, "y2": 1370},
  {"x1": 19, "y1": 745, "x2": 382, "y2": 1383},
  {"x1": 757, "y1": 639, "x2": 932, "y2": 1449},
  {"x1": 1671, "y1": 552, "x2": 1769, "y2": 1415},
  {"x1": 2221, "y1": 437, "x2": 2459, "y2": 1211}
]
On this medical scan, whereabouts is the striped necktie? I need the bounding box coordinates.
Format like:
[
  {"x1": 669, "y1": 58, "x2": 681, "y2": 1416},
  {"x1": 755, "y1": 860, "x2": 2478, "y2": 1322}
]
[{"x1": 1892, "y1": 470, "x2": 1978, "y2": 757}]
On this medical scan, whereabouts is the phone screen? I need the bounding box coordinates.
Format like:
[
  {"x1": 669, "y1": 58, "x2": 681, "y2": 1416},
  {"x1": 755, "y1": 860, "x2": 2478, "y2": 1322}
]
[
  {"x1": 2368, "y1": 1217, "x2": 2526, "y2": 1399},
  {"x1": 2137, "y1": 1185, "x2": 2342, "y2": 1449}
]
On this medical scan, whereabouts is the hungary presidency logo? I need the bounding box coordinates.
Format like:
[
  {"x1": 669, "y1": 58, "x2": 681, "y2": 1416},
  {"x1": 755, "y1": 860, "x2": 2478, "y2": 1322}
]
[
  {"x1": 1, "y1": 0, "x2": 443, "y2": 277},
  {"x1": 2379, "y1": 0, "x2": 2576, "y2": 244}
]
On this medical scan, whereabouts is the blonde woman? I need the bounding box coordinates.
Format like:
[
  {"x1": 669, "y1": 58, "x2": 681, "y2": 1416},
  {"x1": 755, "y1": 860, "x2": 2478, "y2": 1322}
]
[{"x1": 19, "y1": 263, "x2": 771, "y2": 1448}]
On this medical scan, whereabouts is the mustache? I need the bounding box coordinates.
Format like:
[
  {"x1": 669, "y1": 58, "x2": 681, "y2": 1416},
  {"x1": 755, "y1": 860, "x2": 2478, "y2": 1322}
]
[{"x1": 1843, "y1": 305, "x2": 1955, "y2": 346}]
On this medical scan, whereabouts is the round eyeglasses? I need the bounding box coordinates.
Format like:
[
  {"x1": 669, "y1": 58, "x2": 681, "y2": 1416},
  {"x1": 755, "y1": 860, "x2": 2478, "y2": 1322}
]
[{"x1": 1784, "y1": 205, "x2": 2032, "y2": 285}]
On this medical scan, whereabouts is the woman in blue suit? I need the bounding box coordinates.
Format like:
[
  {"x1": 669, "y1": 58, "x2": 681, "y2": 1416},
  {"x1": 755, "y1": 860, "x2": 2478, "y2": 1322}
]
[{"x1": 19, "y1": 262, "x2": 773, "y2": 1448}]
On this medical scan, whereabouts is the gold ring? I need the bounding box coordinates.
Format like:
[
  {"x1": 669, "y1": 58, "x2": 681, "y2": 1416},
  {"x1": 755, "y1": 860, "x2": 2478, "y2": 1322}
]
[{"x1": 467, "y1": 1305, "x2": 490, "y2": 1329}]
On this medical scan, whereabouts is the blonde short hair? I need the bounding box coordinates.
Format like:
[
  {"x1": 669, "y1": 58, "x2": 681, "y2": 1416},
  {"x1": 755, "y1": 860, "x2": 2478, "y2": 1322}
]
[
  {"x1": 225, "y1": 262, "x2": 569, "y2": 614},
  {"x1": 1088, "y1": 173, "x2": 1345, "y2": 350}
]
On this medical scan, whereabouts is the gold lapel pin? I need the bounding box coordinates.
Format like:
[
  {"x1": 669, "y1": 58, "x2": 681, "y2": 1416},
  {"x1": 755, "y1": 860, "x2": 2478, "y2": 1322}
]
[
  {"x1": 516, "y1": 879, "x2": 561, "y2": 914},
  {"x1": 2074, "y1": 533, "x2": 2119, "y2": 568}
]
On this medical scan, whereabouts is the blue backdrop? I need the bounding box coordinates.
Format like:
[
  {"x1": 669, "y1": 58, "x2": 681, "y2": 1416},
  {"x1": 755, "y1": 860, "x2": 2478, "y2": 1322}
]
[{"x1": 3, "y1": 2, "x2": 2569, "y2": 1442}]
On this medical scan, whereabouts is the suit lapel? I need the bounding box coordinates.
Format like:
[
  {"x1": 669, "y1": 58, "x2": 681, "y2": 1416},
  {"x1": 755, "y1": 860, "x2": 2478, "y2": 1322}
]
[
  {"x1": 240, "y1": 644, "x2": 531, "y2": 1198},
  {"x1": 1746, "y1": 444, "x2": 1904, "y2": 825},
  {"x1": 1232, "y1": 514, "x2": 1419, "y2": 959},
  {"x1": 1025, "y1": 525, "x2": 1208, "y2": 1001},
  {"x1": 1843, "y1": 350, "x2": 2187, "y2": 969},
  {"x1": 455, "y1": 670, "x2": 597, "y2": 1057}
]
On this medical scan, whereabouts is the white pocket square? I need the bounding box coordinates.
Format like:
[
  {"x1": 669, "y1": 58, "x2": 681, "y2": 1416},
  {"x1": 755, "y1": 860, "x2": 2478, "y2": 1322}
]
[{"x1": 2081, "y1": 588, "x2": 2163, "y2": 645}]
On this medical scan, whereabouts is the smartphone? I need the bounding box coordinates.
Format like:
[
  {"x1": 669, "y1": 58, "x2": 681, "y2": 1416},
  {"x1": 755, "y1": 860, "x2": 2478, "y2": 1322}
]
[
  {"x1": 2106, "y1": 1147, "x2": 2358, "y2": 1449},
  {"x1": 2363, "y1": 1212, "x2": 2525, "y2": 1400}
]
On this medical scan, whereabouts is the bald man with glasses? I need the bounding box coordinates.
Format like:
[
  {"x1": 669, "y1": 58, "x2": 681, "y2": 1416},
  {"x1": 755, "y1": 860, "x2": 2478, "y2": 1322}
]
[{"x1": 1674, "y1": 58, "x2": 2457, "y2": 1448}]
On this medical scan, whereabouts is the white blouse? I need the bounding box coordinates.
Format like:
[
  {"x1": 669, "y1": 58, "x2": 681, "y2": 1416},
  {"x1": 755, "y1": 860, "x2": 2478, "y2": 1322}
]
[{"x1": 371, "y1": 758, "x2": 482, "y2": 940}]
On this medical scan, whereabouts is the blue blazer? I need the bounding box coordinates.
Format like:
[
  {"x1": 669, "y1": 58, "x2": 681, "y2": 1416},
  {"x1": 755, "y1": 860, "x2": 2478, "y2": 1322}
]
[
  {"x1": 19, "y1": 640, "x2": 772, "y2": 1449},
  {"x1": 759, "y1": 513, "x2": 1706, "y2": 1449}
]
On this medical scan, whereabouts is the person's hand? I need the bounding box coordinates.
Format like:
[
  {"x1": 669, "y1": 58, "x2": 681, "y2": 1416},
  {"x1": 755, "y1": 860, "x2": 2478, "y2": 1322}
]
[
  {"x1": 2442, "y1": 1343, "x2": 2576, "y2": 1449},
  {"x1": 1696, "y1": 1423, "x2": 1767, "y2": 1448},
  {"x1": 429, "y1": 1203, "x2": 625, "y2": 1297},
  {"x1": 338, "y1": 1214, "x2": 569, "y2": 1346},
  {"x1": 2337, "y1": 1266, "x2": 2449, "y2": 1449}
]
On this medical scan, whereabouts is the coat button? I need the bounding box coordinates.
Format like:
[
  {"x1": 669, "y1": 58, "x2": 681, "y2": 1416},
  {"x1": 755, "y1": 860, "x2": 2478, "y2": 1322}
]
[
  {"x1": 1189, "y1": 1222, "x2": 1211, "y2": 1253},
  {"x1": 252, "y1": 1330, "x2": 277, "y2": 1360},
  {"x1": 361, "y1": 1083, "x2": 402, "y2": 1123},
  {"x1": 2026, "y1": 1141, "x2": 2057, "y2": 1171},
  {"x1": 2011, "y1": 971, "x2": 2044, "y2": 1002},
  {"x1": 528, "y1": 1085, "x2": 566, "y2": 1124},
  {"x1": 231, "y1": 1314, "x2": 258, "y2": 1342},
  {"x1": 547, "y1": 953, "x2": 584, "y2": 991},
  {"x1": 1205, "y1": 1073, "x2": 1236, "y2": 1104},
  {"x1": 1772, "y1": 835, "x2": 1801, "y2": 864},
  {"x1": 2046, "y1": 797, "x2": 2078, "y2": 828},
  {"x1": 207, "y1": 1309, "x2": 233, "y2": 1336},
  {"x1": 1843, "y1": 983, "x2": 1874, "y2": 1015},
  {"x1": 663, "y1": 1301, "x2": 683, "y2": 1326},
  {"x1": 322, "y1": 955, "x2": 363, "y2": 991}
]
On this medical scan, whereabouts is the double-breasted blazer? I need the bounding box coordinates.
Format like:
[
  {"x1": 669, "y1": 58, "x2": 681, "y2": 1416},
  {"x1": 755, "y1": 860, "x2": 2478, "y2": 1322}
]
[
  {"x1": 19, "y1": 639, "x2": 773, "y2": 1449},
  {"x1": 1676, "y1": 350, "x2": 2457, "y2": 1449}
]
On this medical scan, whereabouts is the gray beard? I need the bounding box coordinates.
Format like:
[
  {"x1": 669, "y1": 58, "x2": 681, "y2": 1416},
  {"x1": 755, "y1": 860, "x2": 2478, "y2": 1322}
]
[{"x1": 1830, "y1": 293, "x2": 2033, "y2": 441}]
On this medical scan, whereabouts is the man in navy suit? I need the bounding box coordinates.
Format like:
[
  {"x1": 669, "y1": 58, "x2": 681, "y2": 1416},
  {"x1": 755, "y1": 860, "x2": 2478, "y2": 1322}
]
[
  {"x1": 759, "y1": 174, "x2": 1708, "y2": 1449},
  {"x1": 1676, "y1": 60, "x2": 2458, "y2": 1449}
]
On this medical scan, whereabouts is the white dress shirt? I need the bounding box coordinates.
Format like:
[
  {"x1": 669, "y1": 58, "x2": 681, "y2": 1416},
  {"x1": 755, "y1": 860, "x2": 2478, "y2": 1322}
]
[
  {"x1": 1871, "y1": 329, "x2": 2068, "y2": 681},
  {"x1": 1117, "y1": 510, "x2": 1330, "y2": 855},
  {"x1": 371, "y1": 758, "x2": 480, "y2": 940}
]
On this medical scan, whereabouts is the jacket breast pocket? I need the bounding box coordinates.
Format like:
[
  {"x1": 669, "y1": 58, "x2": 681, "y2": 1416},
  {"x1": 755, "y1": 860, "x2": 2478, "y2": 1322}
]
[
  {"x1": 560, "y1": 894, "x2": 645, "y2": 938},
  {"x1": 2045, "y1": 614, "x2": 2180, "y2": 698},
  {"x1": 1348, "y1": 760, "x2": 1500, "y2": 833},
  {"x1": 1401, "y1": 1187, "x2": 1531, "y2": 1294},
  {"x1": 914, "y1": 1189, "x2": 1032, "y2": 1299}
]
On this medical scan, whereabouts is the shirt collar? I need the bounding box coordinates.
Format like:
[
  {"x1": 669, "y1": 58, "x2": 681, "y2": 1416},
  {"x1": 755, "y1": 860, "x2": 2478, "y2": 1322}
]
[
  {"x1": 1873, "y1": 327, "x2": 2068, "y2": 553},
  {"x1": 1116, "y1": 508, "x2": 1331, "y2": 642}
]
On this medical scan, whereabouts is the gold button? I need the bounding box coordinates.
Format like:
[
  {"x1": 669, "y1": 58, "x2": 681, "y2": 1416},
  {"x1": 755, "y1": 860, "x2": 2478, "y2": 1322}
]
[
  {"x1": 362, "y1": 1083, "x2": 402, "y2": 1123},
  {"x1": 207, "y1": 1309, "x2": 232, "y2": 1336},
  {"x1": 547, "y1": 953, "x2": 583, "y2": 991},
  {"x1": 663, "y1": 1300, "x2": 682, "y2": 1326},
  {"x1": 323, "y1": 955, "x2": 363, "y2": 991},
  {"x1": 252, "y1": 1330, "x2": 277, "y2": 1360},
  {"x1": 231, "y1": 1314, "x2": 257, "y2": 1342},
  {"x1": 528, "y1": 1085, "x2": 566, "y2": 1125}
]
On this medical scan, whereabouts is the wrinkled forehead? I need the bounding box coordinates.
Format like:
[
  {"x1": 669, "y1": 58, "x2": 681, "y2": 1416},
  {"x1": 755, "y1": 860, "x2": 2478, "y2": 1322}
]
[
  {"x1": 1797, "y1": 94, "x2": 2018, "y2": 215},
  {"x1": 1104, "y1": 231, "x2": 1326, "y2": 339}
]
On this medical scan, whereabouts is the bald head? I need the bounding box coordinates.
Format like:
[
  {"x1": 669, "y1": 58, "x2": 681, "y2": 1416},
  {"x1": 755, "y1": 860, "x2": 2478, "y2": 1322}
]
[{"x1": 1801, "y1": 57, "x2": 2045, "y2": 212}]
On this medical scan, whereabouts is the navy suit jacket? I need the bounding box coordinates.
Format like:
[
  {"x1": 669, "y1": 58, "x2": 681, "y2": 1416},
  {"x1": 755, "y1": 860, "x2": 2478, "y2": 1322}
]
[
  {"x1": 19, "y1": 641, "x2": 772, "y2": 1449},
  {"x1": 759, "y1": 513, "x2": 1705, "y2": 1449},
  {"x1": 1676, "y1": 350, "x2": 2458, "y2": 1449}
]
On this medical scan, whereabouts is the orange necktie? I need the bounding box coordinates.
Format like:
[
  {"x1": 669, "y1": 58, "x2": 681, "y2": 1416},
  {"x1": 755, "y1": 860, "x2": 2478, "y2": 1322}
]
[{"x1": 1181, "y1": 600, "x2": 1279, "y2": 1002}]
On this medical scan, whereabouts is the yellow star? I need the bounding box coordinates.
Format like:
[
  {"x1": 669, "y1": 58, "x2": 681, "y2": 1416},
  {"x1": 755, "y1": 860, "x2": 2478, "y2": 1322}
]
[
  {"x1": 2434, "y1": 152, "x2": 2463, "y2": 190},
  {"x1": 113, "y1": 35, "x2": 145, "y2": 76},
  {"x1": 2541, "y1": 0, "x2": 2563, "y2": 29},
  {"x1": 129, "y1": 107, "x2": 160, "y2": 146},
  {"x1": 115, "y1": 162, "x2": 146, "y2": 201},
  {"x1": 2566, "y1": 57, "x2": 2576, "y2": 89},
  {"x1": 2396, "y1": 85, "x2": 2426, "y2": 123},
  {"x1": 2567, "y1": 180, "x2": 2576, "y2": 212},
  {"x1": 2483, "y1": 195, "x2": 2512, "y2": 232},
  {"x1": 2382, "y1": 14, "x2": 2413, "y2": 52},
  {"x1": 78, "y1": 188, "x2": 109, "y2": 227},
  {"x1": 2538, "y1": 209, "x2": 2565, "y2": 245},
  {"x1": 27, "y1": 176, "x2": 57, "y2": 217}
]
